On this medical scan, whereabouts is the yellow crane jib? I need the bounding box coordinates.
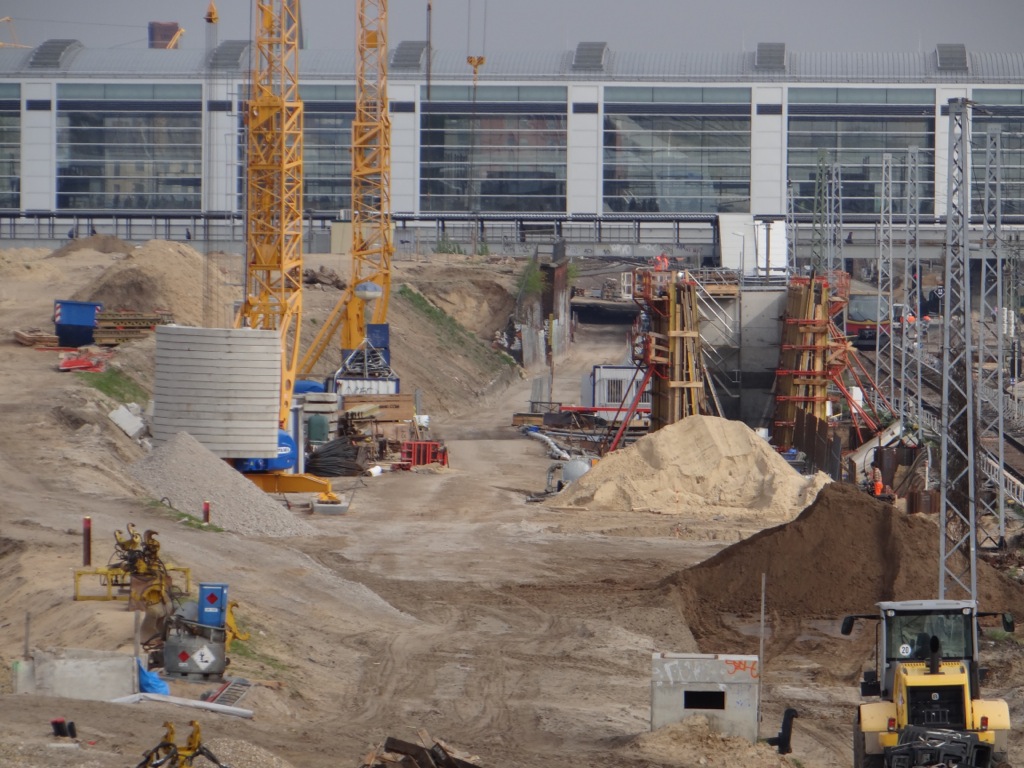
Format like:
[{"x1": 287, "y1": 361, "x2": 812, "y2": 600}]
[{"x1": 298, "y1": 0, "x2": 393, "y2": 377}]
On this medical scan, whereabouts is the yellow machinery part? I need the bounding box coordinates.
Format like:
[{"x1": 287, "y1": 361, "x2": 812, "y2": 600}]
[
  {"x1": 224, "y1": 600, "x2": 250, "y2": 651},
  {"x1": 858, "y1": 701, "x2": 898, "y2": 754},
  {"x1": 244, "y1": 471, "x2": 335, "y2": 495},
  {"x1": 73, "y1": 565, "x2": 192, "y2": 601}
]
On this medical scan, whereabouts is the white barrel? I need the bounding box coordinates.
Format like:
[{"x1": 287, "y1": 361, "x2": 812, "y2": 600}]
[{"x1": 152, "y1": 326, "x2": 281, "y2": 458}]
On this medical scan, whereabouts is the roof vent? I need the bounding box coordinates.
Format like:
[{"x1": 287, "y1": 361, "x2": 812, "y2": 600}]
[
  {"x1": 208, "y1": 39, "x2": 250, "y2": 71},
  {"x1": 572, "y1": 41, "x2": 608, "y2": 72},
  {"x1": 755, "y1": 42, "x2": 787, "y2": 70},
  {"x1": 27, "y1": 39, "x2": 83, "y2": 70},
  {"x1": 936, "y1": 43, "x2": 968, "y2": 71},
  {"x1": 391, "y1": 40, "x2": 428, "y2": 71}
]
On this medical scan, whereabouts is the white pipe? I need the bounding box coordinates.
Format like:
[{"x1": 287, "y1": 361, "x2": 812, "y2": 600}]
[{"x1": 525, "y1": 430, "x2": 570, "y2": 460}]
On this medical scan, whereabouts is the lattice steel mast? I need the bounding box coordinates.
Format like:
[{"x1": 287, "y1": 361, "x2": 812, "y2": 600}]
[
  {"x1": 875, "y1": 153, "x2": 894, "y2": 406},
  {"x1": 938, "y1": 98, "x2": 978, "y2": 601},
  {"x1": 977, "y1": 127, "x2": 1007, "y2": 548},
  {"x1": 899, "y1": 147, "x2": 924, "y2": 445}
]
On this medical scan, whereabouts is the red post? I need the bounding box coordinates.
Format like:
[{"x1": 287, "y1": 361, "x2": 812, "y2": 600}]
[
  {"x1": 202, "y1": 500, "x2": 210, "y2": 524},
  {"x1": 82, "y1": 516, "x2": 91, "y2": 567}
]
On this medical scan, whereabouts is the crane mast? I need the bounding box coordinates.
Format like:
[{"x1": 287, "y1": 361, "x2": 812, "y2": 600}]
[
  {"x1": 237, "y1": 0, "x2": 304, "y2": 428},
  {"x1": 299, "y1": 0, "x2": 392, "y2": 374}
]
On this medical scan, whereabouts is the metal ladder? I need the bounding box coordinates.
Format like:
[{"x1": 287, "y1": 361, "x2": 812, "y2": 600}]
[{"x1": 205, "y1": 677, "x2": 252, "y2": 707}]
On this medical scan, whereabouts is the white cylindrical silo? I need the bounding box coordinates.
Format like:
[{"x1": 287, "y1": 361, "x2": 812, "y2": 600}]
[{"x1": 152, "y1": 326, "x2": 281, "y2": 458}]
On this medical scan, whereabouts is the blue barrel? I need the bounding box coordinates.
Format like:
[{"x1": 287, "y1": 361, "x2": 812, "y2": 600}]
[{"x1": 198, "y1": 583, "x2": 228, "y2": 628}]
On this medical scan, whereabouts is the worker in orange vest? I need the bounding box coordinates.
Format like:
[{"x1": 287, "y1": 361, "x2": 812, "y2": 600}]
[{"x1": 654, "y1": 253, "x2": 669, "y2": 271}]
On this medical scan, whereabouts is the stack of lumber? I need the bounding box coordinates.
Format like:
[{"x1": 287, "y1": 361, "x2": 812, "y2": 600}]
[
  {"x1": 14, "y1": 328, "x2": 60, "y2": 347},
  {"x1": 93, "y1": 309, "x2": 174, "y2": 346}
]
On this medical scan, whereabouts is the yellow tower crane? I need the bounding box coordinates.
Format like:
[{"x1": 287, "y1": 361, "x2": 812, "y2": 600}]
[
  {"x1": 235, "y1": 0, "x2": 339, "y2": 500},
  {"x1": 298, "y1": 0, "x2": 393, "y2": 376},
  {"x1": 236, "y1": 0, "x2": 304, "y2": 430}
]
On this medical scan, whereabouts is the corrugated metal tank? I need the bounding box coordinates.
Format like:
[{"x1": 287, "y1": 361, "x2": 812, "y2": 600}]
[{"x1": 153, "y1": 326, "x2": 281, "y2": 458}]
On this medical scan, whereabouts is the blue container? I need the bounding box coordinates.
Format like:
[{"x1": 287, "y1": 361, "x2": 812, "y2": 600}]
[
  {"x1": 198, "y1": 583, "x2": 228, "y2": 628},
  {"x1": 53, "y1": 300, "x2": 103, "y2": 347},
  {"x1": 53, "y1": 300, "x2": 103, "y2": 327}
]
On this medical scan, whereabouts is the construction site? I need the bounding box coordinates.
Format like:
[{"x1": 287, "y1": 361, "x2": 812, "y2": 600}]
[{"x1": 5, "y1": 2, "x2": 1024, "y2": 768}]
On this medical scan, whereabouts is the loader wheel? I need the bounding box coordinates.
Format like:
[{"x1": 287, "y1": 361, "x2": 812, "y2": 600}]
[{"x1": 853, "y1": 719, "x2": 883, "y2": 768}]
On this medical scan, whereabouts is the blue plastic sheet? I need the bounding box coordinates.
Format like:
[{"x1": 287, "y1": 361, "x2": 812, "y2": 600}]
[{"x1": 137, "y1": 658, "x2": 170, "y2": 695}]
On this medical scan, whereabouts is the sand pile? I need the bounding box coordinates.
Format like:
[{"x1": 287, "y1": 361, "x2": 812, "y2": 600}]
[
  {"x1": 71, "y1": 240, "x2": 236, "y2": 327},
  {"x1": 549, "y1": 415, "x2": 828, "y2": 521},
  {"x1": 669, "y1": 483, "x2": 1024, "y2": 645},
  {"x1": 48, "y1": 233, "x2": 135, "y2": 258},
  {"x1": 627, "y1": 716, "x2": 796, "y2": 767},
  {"x1": 129, "y1": 432, "x2": 316, "y2": 538}
]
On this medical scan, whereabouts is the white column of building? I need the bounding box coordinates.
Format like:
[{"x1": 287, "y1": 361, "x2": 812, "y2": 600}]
[
  {"x1": 749, "y1": 86, "x2": 786, "y2": 216},
  {"x1": 388, "y1": 83, "x2": 419, "y2": 215},
  {"x1": 203, "y1": 76, "x2": 240, "y2": 214},
  {"x1": 933, "y1": 87, "x2": 970, "y2": 217},
  {"x1": 565, "y1": 85, "x2": 601, "y2": 215},
  {"x1": 21, "y1": 82, "x2": 56, "y2": 211}
]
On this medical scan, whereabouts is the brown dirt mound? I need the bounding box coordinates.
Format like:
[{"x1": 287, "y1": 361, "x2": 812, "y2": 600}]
[
  {"x1": 70, "y1": 240, "x2": 235, "y2": 327},
  {"x1": 668, "y1": 483, "x2": 1024, "y2": 645},
  {"x1": 48, "y1": 234, "x2": 134, "y2": 258}
]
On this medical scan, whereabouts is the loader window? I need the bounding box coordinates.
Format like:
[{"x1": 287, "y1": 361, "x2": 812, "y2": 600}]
[{"x1": 886, "y1": 611, "x2": 972, "y2": 661}]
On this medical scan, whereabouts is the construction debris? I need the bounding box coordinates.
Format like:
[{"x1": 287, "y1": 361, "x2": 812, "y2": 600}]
[
  {"x1": 360, "y1": 731, "x2": 480, "y2": 768},
  {"x1": 303, "y1": 265, "x2": 345, "y2": 290},
  {"x1": 13, "y1": 327, "x2": 59, "y2": 346}
]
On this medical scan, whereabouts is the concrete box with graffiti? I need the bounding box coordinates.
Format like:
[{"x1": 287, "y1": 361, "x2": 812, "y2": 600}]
[{"x1": 650, "y1": 652, "x2": 760, "y2": 741}]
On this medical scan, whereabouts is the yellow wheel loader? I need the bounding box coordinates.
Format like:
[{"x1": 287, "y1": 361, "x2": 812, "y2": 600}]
[{"x1": 841, "y1": 600, "x2": 1014, "y2": 768}]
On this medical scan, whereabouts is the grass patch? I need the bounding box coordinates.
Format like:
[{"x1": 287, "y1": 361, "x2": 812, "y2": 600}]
[
  {"x1": 229, "y1": 638, "x2": 290, "y2": 672},
  {"x1": 75, "y1": 368, "x2": 148, "y2": 404},
  {"x1": 517, "y1": 261, "x2": 546, "y2": 296},
  {"x1": 397, "y1": 284, "x2": 516, "y2": 370},
  {"x1": 144, "y1": 498, "x2": 225, "y2": 532}
]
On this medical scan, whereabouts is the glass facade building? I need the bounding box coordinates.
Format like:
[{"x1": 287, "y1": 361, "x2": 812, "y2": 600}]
[
  {"x1": 419, "y1": 85, "x2": 567, "y2": 213},
  {"x1": 970, "y1": 89, "x2": 1024, "y2": 217},
  {"x1": 56, "y1": 83, "x2": 202, "y2": 211},
  {"x1": 787, "y1": 88, "x2": 936, "y2": 216},
  {"x1": 0, "y1": 83, "x2": 18, "y2": 210},
  {"x1": 3, "y1": 40, "x2": 1024, "y2": 221},
  {"x1": 603, "y1": 87, "x2": 751, "y2": 214},
  {"x1": 302, "y1": 84, "x2": 355, "y2": 214}
]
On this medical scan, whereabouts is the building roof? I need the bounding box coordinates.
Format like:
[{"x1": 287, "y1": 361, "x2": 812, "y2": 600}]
[{"x1": 1, "y1": 39, "x2": 1024, "y2": 84}]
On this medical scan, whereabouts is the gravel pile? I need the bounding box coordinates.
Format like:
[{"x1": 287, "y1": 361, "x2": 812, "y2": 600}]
[
  {"x1": 129, "y1": 432, "x2": 316, "y2": 537},
  {"x1": 203, "y1": 738, "x2": 298, "y2": 768}
]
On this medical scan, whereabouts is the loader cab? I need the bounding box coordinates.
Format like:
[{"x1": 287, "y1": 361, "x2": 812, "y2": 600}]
[{"x1": 842, "y1": 600, "x2": 992, "y2": 698}]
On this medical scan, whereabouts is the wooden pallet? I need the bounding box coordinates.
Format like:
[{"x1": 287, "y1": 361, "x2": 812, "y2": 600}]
[{"x1": 14, "y1": 328, "x2": 60, "y2": 347}]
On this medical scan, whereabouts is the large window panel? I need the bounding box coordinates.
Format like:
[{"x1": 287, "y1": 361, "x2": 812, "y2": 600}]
[
  {"x1": 787, "y1": 89, "x2": 936, "y2": 216},
  {"x1": 302, "y1": 107, "x2": 354, "y2": 213},
  {"x1": 971, "y1": 91, "x2": 1024, "y2": 218},
  {"x1": 0, "y1": 97, "x2": 19, "y2": 209},
  {"x1": 420, "y1": 107, "x2": 567, "y2": 213},
  {"x1": 602, "y1": 101, "x2": 751, "y2": 214},
  {"x1": 56, "y1": 85, "x2": 201, "y2": 211}
]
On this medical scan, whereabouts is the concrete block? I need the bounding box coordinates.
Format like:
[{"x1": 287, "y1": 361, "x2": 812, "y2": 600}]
[
  {"x1": 109, "y1": 405, "x2": 147, "y2": 440},
  {"x1": 650, "y1": 652, "x2": 759, "y2": 741},
  {"x1": 14, "y1": 648, "x2": 138, "y2": 701}
]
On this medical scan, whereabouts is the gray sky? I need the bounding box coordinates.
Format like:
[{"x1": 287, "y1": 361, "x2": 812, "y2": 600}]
[{"x1": 5, "y1": 0, "x2": 1024, "y2": 54}]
